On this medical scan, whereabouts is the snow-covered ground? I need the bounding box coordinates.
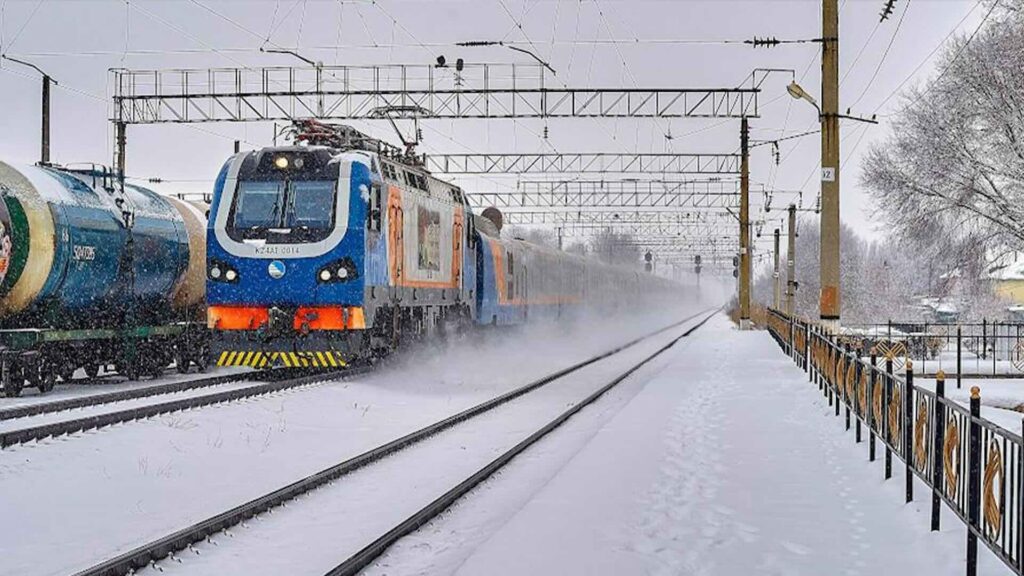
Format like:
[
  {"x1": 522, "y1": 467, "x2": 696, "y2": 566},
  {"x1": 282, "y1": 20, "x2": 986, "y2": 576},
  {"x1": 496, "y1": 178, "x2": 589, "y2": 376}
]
[
  {"x1": 362, "y1": 314, "x2": 1009, "y2": 576},
  {"x1": 0, "y1": 299, "x2": 710, "y2": 576},
  {"x1": 139, "y1": 314, "x2": 711, "y2": 576},
  {"x1": 10, "y1": 302, "x2": 1008, "y2": 576}
]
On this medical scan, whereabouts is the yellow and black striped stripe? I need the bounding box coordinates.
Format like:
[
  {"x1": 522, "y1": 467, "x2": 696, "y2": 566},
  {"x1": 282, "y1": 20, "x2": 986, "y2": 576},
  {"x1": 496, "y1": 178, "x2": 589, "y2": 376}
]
[{"x1": 215, "y1": 351, "x2": 347, "y2": 369}]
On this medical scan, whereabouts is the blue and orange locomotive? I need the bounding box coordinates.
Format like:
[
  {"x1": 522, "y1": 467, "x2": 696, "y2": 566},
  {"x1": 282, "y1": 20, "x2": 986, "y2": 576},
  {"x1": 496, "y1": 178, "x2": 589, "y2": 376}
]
[{"x1": 206, "y1": 121, "x2": 676, "y2": 368}]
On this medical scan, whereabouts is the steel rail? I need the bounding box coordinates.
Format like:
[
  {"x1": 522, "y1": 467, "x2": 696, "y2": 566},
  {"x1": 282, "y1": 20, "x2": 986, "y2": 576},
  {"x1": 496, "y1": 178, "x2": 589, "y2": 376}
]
[
  {"x1": 0, "y1": 370, "x2": 261, "y2": 422},
  {"x1": 70, "y1": 309, "x2": 714, "y2": 576},
  {"x1": 0, "y1": 366, "x2": 368, "y2": 449},
  {"x1": 325, "y1": 309, "x2": 717, "y2": 576}
]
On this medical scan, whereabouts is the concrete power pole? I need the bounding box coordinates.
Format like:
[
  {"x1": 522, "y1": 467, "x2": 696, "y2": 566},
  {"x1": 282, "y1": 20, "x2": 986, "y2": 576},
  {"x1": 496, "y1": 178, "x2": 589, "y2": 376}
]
[
  {"x1": 739, "y1": 117, "x2": 751, "y2": 330},
  {"x1": 773, "y1": 228, "x2": 781, "y2": 310},
  {"x1": 786, "y1": 204, "x2": 797, "y2": 317},
  {"x1": 820, "y1": 0, "x2": 841, "y2": 332}
]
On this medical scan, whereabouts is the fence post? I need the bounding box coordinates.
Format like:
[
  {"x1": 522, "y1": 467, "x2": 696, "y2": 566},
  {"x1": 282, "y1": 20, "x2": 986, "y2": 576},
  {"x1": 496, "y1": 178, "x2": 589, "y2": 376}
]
[
  {"x1": 885, "y1": 355, "x2": 893, "y2": 480},
  {"x1": 931, "y1": 370, "x2": 945, "y2": 531},
  {"x1": 905, "y1": 359, "x2": 914, "y2": 503},
  {"x1": 855, "y1": 354, "x2": 862, "y2": 443},
  {"x1": 967, "y1": 386, "x2": 981, "y2": 576},
  {"x1": 869, "y1": 349, "x2": 877, "y2": 462},
  {"x1": 993, "y1": 321, "x2": 997, "y2": 376},
  {"x1": 957, "y1": 326, "x2": 962, "y2": 390},
  {"x1": 789, "y1": 315, "x2": 795, "y2": 359},
  {"x1": 804, "y1": 321, "x2": 810, "y2": 372},
  {"x1": 834, "y1": 340, "x2": 841, "y2": 417},
  {"x1": 982, "y1": 318, "x2": 987, "y2": 361},
  {"x1": 845, "y1": 345, "x2": 852, "y2": 430}
]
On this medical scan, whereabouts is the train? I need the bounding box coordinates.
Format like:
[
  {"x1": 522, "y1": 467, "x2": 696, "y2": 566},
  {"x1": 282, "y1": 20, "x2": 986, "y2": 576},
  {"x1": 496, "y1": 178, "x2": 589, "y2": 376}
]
[
  {"x1": 0, "y1": 161, "x2": 208, "y2": 397},
  {"x1": 207, "y1": 121, "x2": 680, "y2": 368}
]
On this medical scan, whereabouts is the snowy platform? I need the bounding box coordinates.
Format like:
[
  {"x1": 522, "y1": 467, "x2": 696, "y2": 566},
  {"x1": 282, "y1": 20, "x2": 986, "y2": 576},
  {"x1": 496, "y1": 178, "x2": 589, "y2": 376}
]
[{"x1": 371, "y1": 313, "x2": 1009, "y2": 576}]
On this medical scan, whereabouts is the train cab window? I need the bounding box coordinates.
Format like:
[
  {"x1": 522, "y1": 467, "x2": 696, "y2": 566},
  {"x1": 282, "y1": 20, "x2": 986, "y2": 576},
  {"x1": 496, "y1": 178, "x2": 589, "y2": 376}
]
[
  {"x1": 230, "y1": 179, "x2": 337, "y2": 243},
  {"x1": 368, "y1": 181, "x2": 382, "y2": 232},
  {"x1": 507, "y1": 251, "x2": 515, "y2": 299}
]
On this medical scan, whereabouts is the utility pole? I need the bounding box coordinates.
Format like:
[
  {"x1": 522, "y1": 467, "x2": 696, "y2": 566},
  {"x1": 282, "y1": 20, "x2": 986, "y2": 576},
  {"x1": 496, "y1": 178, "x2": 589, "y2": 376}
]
[
  {"x1": 739, "y1": 116, "x2": 751, "y2": 330},
  {"x1": 773, "y1": 228, "x2": 781, "y2": 310},
  {"x1": 820, "y1": 0, "x2": 841, "y2": 331},
  {"x1": 786, "y1": 204, "x2": 797, "y2": 317},
  {"x1": 2, "y1": 55, "x2": 57, "y2": 165},
  {"x1": 41, "y1": 74, "x2": 51, "y2": 164}
]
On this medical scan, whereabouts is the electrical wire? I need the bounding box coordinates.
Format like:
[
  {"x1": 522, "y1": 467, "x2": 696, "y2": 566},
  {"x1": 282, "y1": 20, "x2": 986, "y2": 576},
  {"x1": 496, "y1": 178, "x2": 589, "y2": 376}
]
[
  {"x1": 2, "y1": 0, "x2": 43, "y2": 53},
  {"x1": 848, "y1": 0, "x2": 912, "y2": 110}
]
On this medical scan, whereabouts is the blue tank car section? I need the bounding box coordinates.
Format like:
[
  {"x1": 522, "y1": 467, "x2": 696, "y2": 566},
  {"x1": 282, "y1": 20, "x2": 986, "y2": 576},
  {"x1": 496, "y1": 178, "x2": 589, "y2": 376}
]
[{"x1": 0, "y1": 162, "x2": 209, "y2": 396}]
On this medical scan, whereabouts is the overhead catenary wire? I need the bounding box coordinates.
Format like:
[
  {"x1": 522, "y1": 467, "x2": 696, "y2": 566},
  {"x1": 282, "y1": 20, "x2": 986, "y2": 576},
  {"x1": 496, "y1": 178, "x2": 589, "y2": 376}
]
[{"x1": 848, "y1": 0, "x2": 912, "y2": 110}]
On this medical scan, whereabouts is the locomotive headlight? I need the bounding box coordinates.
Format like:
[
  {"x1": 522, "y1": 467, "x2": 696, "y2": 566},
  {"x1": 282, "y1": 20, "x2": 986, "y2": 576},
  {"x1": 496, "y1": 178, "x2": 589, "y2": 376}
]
[
  {"x1": 319, "y1": 269, "x2": 332, "y2": 281},
  {"x1": 336, "y1": 267, "x2": 348, "y2": 279},
  {"x1": 293, "y1": 157, "x2": 305, "y2": 169},
  {"x1": 210, "y1": 266, "x2": 222, "y2": 279},
  {"x1": 274, "y1": 156, "x2": 289, "y2": 170},
  {"x1": 225, "y1": 269, "x2": 238, "y2": 282}
]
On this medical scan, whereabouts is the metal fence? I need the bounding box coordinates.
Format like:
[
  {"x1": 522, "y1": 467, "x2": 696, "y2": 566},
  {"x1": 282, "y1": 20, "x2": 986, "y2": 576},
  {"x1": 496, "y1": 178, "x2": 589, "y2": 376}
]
[
  {"x1": 768, "y1": 308, "x2": 1024, "y2": 576},
  {"x1": 838, "y1": 320, "x2": 1024, "y2": 377}
]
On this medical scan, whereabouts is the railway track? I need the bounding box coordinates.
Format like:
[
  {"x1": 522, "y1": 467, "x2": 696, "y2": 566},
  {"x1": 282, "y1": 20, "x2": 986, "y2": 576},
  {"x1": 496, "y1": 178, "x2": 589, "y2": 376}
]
[
  {"x1": 0, "y1": 366, "x2": 368, "y2": 449},
  {"x1": 70, "y1": 308, "x2": 716, "y2": 576},
  {"x1": 0, "y1": 370, "x2": 257, "y2": 422}
]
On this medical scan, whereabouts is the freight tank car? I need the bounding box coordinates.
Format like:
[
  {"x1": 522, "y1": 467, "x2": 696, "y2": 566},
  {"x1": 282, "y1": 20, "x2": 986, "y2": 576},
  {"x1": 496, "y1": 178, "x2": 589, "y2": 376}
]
[{"x1": 0, "y1": 162, "x2": 208, "y2": 396}]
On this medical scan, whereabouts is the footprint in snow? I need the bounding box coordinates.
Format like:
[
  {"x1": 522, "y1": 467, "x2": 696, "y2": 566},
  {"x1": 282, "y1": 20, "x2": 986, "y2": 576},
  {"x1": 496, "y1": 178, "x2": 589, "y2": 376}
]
[{"x1": 780, "y1": 541, "x2": 811, "y2": 556}]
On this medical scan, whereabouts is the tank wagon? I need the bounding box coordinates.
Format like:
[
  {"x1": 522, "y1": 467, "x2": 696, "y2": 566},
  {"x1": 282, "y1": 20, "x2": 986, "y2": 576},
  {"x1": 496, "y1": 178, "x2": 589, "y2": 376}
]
[
  {"x1": 208, "y1": 120, "x2": 680, "y2": 368},
  {"x1": 0, "y1": 162, "x2": 208, "y2": 396}
]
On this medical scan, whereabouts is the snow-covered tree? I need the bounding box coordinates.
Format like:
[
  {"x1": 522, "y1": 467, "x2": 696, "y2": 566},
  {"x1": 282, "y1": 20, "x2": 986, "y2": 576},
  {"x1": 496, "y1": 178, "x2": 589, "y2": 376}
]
[{"x1": 862, "y1": 1, "x2": 1024, "y2": 257}]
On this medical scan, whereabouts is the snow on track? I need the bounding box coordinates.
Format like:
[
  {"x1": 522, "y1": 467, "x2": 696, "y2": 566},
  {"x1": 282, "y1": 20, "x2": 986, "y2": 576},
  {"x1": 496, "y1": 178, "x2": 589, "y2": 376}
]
[
  {"x1": 365, "y1": 314, "x2": 1012, "y2": 576},
  {"x1": 132, "y1": 315, "x2": 708, "y2": 576},
  {"x1": 0, "y1": 304, "x2": 706, "y2": 576},
  {"x1": 0, "y1": 366, "x2": 251, "y2": 416},
  {"x1": 0, "y1": 379, "x2": 274, "y2": 434}
]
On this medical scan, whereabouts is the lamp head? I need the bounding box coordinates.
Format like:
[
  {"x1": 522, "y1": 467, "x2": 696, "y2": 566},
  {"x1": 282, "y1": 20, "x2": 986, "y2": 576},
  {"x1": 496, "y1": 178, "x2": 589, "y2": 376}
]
[{"x1": 786, "y1": 81, "x2": 818, "y2": 108}]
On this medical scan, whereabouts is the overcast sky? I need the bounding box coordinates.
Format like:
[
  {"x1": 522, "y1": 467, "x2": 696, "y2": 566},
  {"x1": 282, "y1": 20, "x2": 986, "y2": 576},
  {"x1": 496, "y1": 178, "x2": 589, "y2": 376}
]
[{"x1": 0, "y1": 0, "x2": 981, "y2": 247}]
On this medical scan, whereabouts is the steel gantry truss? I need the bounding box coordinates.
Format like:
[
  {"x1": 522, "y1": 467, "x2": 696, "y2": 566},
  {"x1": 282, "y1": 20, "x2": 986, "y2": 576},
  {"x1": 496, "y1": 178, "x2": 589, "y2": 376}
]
[
  {"x1": 424, "y1": 152, "x2": 740, "y2": 175},
  {"x1": 110, "y1": 64, "x2": 760, "y2": 124},
  {"x1": 468, "y1": 179, "x2": 739, "y2": 209},
  {"x1": 502, "y1": 210, "x2": 744, "y2": 238}
]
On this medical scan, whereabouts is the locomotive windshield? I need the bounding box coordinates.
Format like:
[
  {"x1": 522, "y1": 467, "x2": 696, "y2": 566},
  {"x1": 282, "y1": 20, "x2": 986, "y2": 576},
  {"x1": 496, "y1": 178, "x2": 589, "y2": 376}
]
[{"x1": 229, "y1": 179, "x2": 337, "y2": 243}]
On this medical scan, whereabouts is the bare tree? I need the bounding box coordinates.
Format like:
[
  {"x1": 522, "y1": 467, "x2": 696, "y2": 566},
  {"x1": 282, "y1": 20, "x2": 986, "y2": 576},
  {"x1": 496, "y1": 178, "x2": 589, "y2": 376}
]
[
  {"x1": 588, "y1": 229, "x2": 643, "y2": 268},
  {"x1": 862, "y1": 1, "x2": 1024, "y2": 258}
]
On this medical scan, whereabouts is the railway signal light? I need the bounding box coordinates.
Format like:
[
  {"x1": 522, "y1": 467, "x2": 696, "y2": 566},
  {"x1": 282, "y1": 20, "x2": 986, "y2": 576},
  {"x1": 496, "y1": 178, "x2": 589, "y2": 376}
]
[{"x1": 732, "y1": 254, "x2": 739, "y2": 278}]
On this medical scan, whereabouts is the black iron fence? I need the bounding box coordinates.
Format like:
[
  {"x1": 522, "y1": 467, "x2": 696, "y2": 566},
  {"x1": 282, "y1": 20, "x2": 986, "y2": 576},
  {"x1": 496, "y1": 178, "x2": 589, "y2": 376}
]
[
  {"x1": 838, "y1": 320, "x2": 1024, "y2": 378},
  {"x1": 768, "y1": 308, "x2": 1024, "y2": 576}
]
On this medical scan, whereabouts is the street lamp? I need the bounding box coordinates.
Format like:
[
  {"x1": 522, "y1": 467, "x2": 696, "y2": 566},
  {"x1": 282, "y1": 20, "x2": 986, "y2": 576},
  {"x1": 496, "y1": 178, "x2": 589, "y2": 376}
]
[
  {"x1": 786, "y1": 81, "x2": 820, "y2": 115},
  {"x1": 2, "y1": 55, "x2": 57, "y2": 165}
]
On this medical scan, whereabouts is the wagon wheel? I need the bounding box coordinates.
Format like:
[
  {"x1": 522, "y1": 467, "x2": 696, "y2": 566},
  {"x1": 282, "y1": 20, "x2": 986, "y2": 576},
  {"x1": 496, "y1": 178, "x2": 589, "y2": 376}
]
[
  {"x1": 2, "y1": 366, "x2": 22, "y2": 398},
  {"x1": 174, "y1": 345, "x2": 191, "y2": 374},
  {"x1": 37, "y1": 368, "x2": 55, "y2": 394},
  {"x1": 193, "y1": 343, "x2": 209, "y2": 373},
  {"x1": 84, "y1": 363, "x2": 100, "y2": 380},
  {"x1": 56, "y1": 363, "x2": 75, "y2": 383}
]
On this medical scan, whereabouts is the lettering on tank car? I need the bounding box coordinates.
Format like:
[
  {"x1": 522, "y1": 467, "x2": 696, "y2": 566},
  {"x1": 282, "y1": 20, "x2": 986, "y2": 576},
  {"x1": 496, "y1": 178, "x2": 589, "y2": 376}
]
[{"x1": 72, "y1": 245, "x2": 96, "y2": 261}]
